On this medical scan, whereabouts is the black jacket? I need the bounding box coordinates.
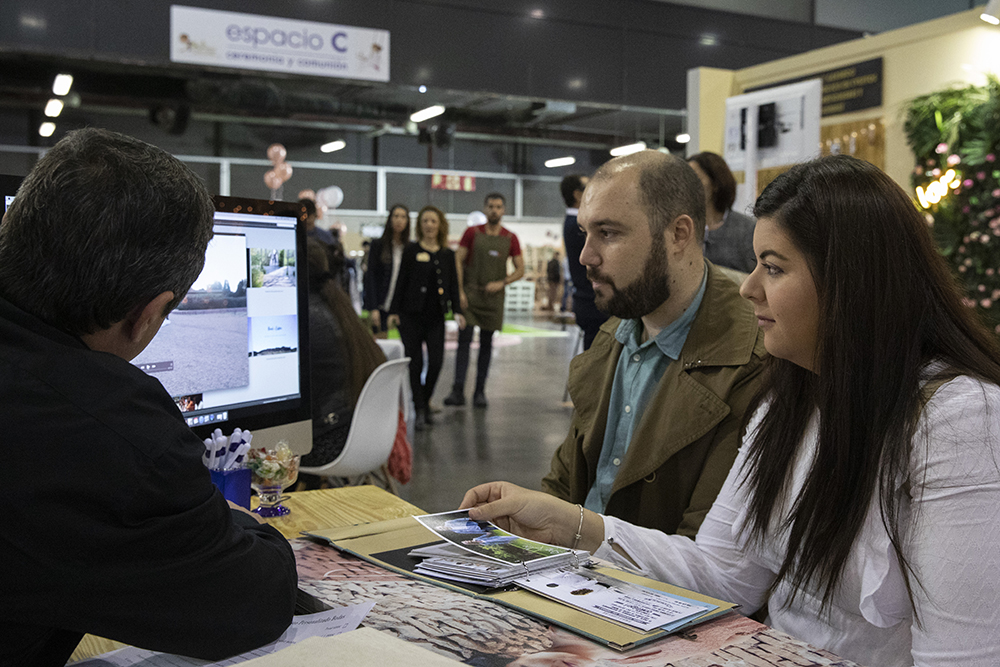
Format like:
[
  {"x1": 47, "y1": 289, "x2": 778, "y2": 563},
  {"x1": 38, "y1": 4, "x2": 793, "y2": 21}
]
[
  {"x1": 389, "y1": 242, "x2": 462, "y2": 317},
  {"x1": 363, "y1": 237, "x2": 397, "y2": 312},
  {"x1": 0, "y1": 296, "x2": 297, "y2": 666}
]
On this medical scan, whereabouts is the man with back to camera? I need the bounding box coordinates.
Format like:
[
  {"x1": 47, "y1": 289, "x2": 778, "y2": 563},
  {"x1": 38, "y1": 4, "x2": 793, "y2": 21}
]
[
  {"x1": 560, "y1": 174, "x2": 608, "y2": 350},
  {"x1": 542, "y1": 151, "x2": 767, "y2": 537},
  {"x1": 443, "y1": 193, "x2": 525, "y2": 408},
  {"x1": 0, "y1": 129, "x2": 297, "y2": 665}
]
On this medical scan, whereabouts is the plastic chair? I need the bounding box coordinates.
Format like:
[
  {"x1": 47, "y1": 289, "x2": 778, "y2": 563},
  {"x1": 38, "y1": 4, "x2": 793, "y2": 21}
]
[{"x1": 299, "y1": 357, "x2": 410, "y2": 493}]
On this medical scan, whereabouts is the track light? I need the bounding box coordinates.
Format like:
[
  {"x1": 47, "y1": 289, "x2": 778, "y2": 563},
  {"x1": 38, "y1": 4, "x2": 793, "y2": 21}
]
[
  {"x1": 52, "y1": 73, "x2": 73, "y2": 96},
  {"x1": 39, "y1": 122, "x2": 56, "y2": 137},
  {"x1": 410, "y1": 105, "x2": 445, "y2": 123},
  {"x1": 321, "y1": 140, "x2": 346, "y2": 153},
  {"x1": 610, "y1": 141, "x2": 647, "y2": 157},
  {"x1": 544, "y1": 156, "x2": 576, "y2": 168},
  {"x1": 675, "y1": 133, "x2": 691, "y2": 144},
  {"x1": 44, "y1": 99, "x2": 64, "y2": 117},
  {"x1": 982, "y1": 0, "x2": 1000, "y2": 24}
]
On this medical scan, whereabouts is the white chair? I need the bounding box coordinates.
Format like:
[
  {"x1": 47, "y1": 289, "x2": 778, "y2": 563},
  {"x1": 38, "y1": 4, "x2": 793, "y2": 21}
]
[{"x1": 299, "y1": 357, "x2": 410, "y2": 494}]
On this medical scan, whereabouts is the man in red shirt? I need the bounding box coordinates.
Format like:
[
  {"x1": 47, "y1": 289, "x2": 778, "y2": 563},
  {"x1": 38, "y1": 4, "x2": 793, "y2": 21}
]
[{"x1": 444, "y1": 193, "x2": 525, "y2": 407}]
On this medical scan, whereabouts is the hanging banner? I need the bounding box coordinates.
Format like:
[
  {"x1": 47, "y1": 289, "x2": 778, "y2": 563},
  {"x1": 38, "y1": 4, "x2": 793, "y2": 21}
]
[
  {"x1": 170, "y1": 5, "x2": 389, "y2": 82},
  {"x1": 431, "y1": 174, "x2": 476, "y2": 192}
]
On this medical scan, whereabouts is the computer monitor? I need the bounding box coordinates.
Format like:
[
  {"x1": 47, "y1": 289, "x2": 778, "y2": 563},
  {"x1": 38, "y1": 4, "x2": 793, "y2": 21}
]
[
  {"x1": 131, "y1": 196, "x2": 313, "y2": 455},
  {"x1": 1, "y1": 174, "x2": 24, "y2": 213}
]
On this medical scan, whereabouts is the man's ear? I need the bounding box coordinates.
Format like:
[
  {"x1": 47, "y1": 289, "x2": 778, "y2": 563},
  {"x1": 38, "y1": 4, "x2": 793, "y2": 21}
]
[
  {"x1": 126, "y1": 291, "x2": 175, "y2": 344},
  {"x1": 666, "y1": 214, "x2": 696, "y2": 252}
]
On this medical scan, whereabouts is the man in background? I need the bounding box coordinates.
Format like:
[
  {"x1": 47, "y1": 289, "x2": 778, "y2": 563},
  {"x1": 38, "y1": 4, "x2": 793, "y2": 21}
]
[
  {"x1": 560, "y1": 174, "x2": 608, "y2": 350},
  {"x1": 542, "y1": 151, "x2": 766, "y2": 537},
  {"x1": 0, "y1": 129, "x2": 297, "y2": 665},
  {"x1": 444, "y1": 193, "x2": 525, "y2": 408}
]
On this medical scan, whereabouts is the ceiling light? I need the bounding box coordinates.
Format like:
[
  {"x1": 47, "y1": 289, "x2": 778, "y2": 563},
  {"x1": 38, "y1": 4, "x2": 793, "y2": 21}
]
[
  {"x1": 675, "y1": 133, "x2": 691, "y2": 144},
  {"x1": 699, "y1": 34, "x2": 718, "y2": 46},
  {"x1": 38, "y1": 122, "x2": 56, "y2": 138},
  {"x1": 982, "y1": 0, "x2": 1000, "y2": 24},
  {"x1": 410, "y1": 105, "x2": 445, "y2": 123},
  {"x1": 610, "y1": 141, "x2": 647, "y2": 157},
  {"x1": 530, "y1": 9, "x2": 545, "y2": 19},
  {"x1": 321, "y1": 140, "x2": 346, "y2": 153},
  {"x1": 52, "y1": 73, "x2": 73, "y2": 96},
  {"x1": 418, "y1": 85, "x2": 427, "y2": 93},
  {"x1": 544, "y1": 156, "x2": 576, "y2": 168},
  {"x1": 44, "y1": 99, "x2": 64, "y2": 117}
]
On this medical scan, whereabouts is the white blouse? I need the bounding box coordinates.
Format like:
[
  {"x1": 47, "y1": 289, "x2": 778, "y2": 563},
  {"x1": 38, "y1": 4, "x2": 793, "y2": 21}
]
[{"x1": 596, "y1": 375, "x2": 1000, "y2": 667}]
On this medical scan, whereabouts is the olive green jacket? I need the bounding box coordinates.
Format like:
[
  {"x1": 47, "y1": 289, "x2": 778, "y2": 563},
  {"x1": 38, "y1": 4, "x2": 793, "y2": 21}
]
[{"x1": 542, "y1": 262, "x2": 767, "y2": 538}]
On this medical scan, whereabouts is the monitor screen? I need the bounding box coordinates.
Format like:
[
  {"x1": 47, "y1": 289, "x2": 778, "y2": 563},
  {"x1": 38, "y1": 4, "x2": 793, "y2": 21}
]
[
  {"x1": 1, "y1": 174, "x2": 24, "y2": 213},
  {"x1": 131, "y1": 196, "x2": 313, "y2": 454}
]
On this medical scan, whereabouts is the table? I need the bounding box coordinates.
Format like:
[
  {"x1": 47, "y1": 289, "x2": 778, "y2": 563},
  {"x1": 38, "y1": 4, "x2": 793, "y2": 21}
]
[{"x1": 69, "y1": 487, "x2": 423, "y2": 663}]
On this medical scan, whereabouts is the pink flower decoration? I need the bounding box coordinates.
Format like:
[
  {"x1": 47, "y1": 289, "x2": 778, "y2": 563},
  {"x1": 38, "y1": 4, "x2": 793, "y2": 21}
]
[
  {"x1": 959, "y1": 245, "x2": 968, "y2": 253},
  {"x1": 993, "y1": 189, "x2": 1000, "y2": 198},
  {"x1": 982, "y1": 299, "x2": 993, "y2": 309},
  {"x1": 927, "y1": 159, "x2": 936, "y2": 167},
  {"x1": 931, "y1": 168, "x2": 941, "y2": 177},
  {"x1": 947, "y1": 154, "x2": 962, "y2": 166},
  {"x1": 936, "y1": 143, "x2": 949, "y2": 154},
  {"x1": 979, "y1": 172, "x2": 987, "y2": 180},
  {"x1": 986, "y1": 268, "x2": 995, "y2": 276},
  {"x1": 914, "y1": 166, "x2": 924, "y2": 175},
  {"x1": 964, "y1": 206, "x2": 972, "y2": 214},
  {"x1": 979, "y1": 285, "x2": 987, "y2": 293},
  {"x1": 959, "y1": 265, "x2": 968, "y2": 273},
  {"x1": 988, "y1": 154, "x2": 997, "y2": 163},
  {"x1": 992, "y1": 289, "x2": 1000, "y2": 299},
  {"x1": 964, "y1": 179, "x2": 975, "y2": 188}
]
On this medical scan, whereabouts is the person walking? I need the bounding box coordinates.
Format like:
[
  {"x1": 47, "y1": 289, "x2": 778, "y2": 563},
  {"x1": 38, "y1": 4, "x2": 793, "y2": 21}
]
[
  {"x1": 389, "y1": 206, "x2": 465, "y2": 428},
  {"x1": 363, "y1": 204, "x2": 411, "y2": 334}
]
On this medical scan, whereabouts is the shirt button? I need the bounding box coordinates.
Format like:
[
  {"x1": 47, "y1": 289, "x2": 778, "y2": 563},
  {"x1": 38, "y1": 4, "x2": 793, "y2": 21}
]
[
  {"x1": 612, "y1": 458, "x2": 621, "y2": 466},
  {"x1": 632, "y1": 353, "x2": 640, "y2": 362},
  {"x1": 624, "y1": 405, "x2": 631, "y2": 413}
]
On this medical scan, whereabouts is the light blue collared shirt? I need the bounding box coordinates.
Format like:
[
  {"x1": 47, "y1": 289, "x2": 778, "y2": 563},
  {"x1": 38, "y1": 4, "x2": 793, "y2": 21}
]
[{"x1": 583, "y1": 264, "x2": 709, "y2": 514}]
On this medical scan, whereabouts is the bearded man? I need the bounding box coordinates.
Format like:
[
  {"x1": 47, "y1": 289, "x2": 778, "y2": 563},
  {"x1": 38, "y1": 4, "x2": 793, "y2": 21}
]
[{"x1": 541, "y1": 151, "x2": 767, "y2": 537}]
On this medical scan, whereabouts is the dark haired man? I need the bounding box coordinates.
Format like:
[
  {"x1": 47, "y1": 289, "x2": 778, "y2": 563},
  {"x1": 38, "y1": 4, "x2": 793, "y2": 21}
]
[
  {"x1": 542, "y1": 151, "x2": 767, "y2": 537},
  {"x1": 0, "y1": 129, "x2": 297, "y2": 665},
  {"x1": 560, "y1": 174, "x2": 608, "y2": 350},
  {"x1": 444, "y1": 192, "x2": 525, "y2": 408}
]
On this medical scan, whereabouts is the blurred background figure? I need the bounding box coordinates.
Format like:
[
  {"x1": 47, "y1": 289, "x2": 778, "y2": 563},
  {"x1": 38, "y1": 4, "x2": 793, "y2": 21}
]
[
  {"x1": 389, "y1": 206, "x2": 465, "y2": 429},
  {"x1": 364, "y1": 204, "x2": 411, "y2": 335},
  {"x1": 300, "y1": 197, "x2": 335, "y2": 246},
  {"x1": 300, "y1": 238, "x2": 387, "y2": 489},
  {"x1": 545, "y1": 251, "x2": 561, "y2": 311},
  {"x1": 687, "y1": 152, "x2": 756, "y2": 274},
  {"x1": 560, "y1": 174, "x2": 607, "y2": 350}
]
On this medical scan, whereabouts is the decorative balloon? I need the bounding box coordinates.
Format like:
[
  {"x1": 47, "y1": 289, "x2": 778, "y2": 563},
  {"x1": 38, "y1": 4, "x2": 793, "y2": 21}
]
[
  {"x1": 467, "y1": 211, "x2": 487, "y2": 227},
  {"x1": 266, "y1": 143, "x2": 287, "y2": 164},
  {"x1": 297, "y1": 188, "x2": 316, "y2": 202},
  {"x1": 316, "y1": 185, "x2": 344, "y2": 210},
  {"x1": 263, "y1": 143, "x2": 292, "y2": 199}
]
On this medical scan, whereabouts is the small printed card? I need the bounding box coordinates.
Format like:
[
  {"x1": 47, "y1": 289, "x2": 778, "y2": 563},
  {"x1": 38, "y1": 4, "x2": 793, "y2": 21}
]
[
  {"x1": 515, "y1": 567, "x2": 717, "y2": 633},
  {"x1": 415, "y1": 509, "x2": 572, "y2": 567}
]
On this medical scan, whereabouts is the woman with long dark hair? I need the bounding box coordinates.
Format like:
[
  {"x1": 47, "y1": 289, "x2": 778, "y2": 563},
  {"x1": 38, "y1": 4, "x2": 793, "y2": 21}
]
[
  {"x1": 300, "y1": 238, "x2": 387, "y2": 488},
  {"x1": 363, "y1": 204, "x2": 410, "y2": 333},
  {"x1": 388, "y1": 205, "x2": 465, "y2": 428},
  {"x1": 460, "y1": 155, "x2": 1000, "y2": 666}
]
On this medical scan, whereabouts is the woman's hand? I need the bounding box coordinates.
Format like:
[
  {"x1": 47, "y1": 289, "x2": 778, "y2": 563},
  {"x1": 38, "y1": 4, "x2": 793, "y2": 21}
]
[
  {"x1": 455, "y1": 313, "x2": 466, "y2": 330},
  {"x1": 459, "y1": 290, "x2": 468, "y2": 311},
  {"x1": 386, "y1": 314, "x2": 399, "y2": 330},
  {"x1": 459, "y1": 482, "x2": 604, "y2": 551},
  {"x1": 369, "y1": 310, "x2": 381, "y2": 331}
]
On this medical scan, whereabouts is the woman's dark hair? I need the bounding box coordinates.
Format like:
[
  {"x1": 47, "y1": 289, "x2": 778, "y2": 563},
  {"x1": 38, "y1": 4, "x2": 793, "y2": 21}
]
[
  {"x1": 688, "y1": 151, "x2": 737, "y2": 213},
  {"x1": 307, "y1": 239, "x2": 385, "y2": 403},
  {"x1": 379, "y1": 204, "x2": 411, "y2": 264},
  {"x1": 742, "y1": 154, "x2": 1000, "y2": 615},
  {"x1": 417, "y1": 205, "x2": 449, "y2": 247}
]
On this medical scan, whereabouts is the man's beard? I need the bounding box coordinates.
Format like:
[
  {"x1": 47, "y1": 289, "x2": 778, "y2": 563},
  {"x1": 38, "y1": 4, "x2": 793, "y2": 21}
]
[{"x1": 588, "y1": 242, "x2": 671, "y2": 320}]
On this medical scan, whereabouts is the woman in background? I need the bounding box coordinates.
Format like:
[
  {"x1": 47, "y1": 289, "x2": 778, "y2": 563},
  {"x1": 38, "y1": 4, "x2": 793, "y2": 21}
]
[
  {"x1": 364, "y1": 204, "x2": 410, "y2": 334},
  {"x1": 300, "y1": 238, "x2": 386, "y2": 488},
  {"x1": 461, "y1": 155, "x2": 1000, "y2": 666},
  {"x1": 687, "y1": 151, "x2": 756, "y2": 274},
  {"x1": 389, "y1": 205, "x2": 465, "y2": 428}
]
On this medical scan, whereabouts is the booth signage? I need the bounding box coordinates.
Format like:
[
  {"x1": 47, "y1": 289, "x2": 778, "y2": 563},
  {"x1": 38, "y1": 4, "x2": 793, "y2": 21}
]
[
  {"x1": 748, "y1": 58, "x2": 882, "y2": 117},
  {"x1": 170, "y1": 5, "x2": 389, "y2": 82},
  {"x1": 431, "y1": 174, "x2": 476, "y2": 192}
]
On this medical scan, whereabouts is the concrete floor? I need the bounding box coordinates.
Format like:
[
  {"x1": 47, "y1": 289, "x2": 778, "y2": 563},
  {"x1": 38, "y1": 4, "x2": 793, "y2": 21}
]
[{"x1": 398, "y1": 315, "x2": 580, "y2": 513}]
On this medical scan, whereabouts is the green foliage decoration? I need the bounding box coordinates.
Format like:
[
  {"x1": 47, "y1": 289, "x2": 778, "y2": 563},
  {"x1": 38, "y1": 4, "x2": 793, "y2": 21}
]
[{"x1": 904, "y1": 75, "x2": 1000, "y2": 331}]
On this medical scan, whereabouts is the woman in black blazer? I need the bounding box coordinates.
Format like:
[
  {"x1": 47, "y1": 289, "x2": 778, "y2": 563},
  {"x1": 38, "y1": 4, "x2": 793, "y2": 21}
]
[
  {"x1": 389, "y1": 205, "x2": 465, "y2": 428},
  {"x1": 363, "y1": 204, "x2": 410, "y2": 333}
]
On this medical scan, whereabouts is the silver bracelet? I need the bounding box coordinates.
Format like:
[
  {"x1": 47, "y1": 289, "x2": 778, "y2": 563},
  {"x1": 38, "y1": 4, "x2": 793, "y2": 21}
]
[{"x1": 572, "y1": 504, "x2": 585, "y2": 550}]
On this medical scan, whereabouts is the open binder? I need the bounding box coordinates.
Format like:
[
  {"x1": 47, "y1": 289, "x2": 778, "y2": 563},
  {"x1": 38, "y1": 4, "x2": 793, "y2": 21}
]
[{"x1": 304, "y1": 516, "x2": 737, "y2": 652}]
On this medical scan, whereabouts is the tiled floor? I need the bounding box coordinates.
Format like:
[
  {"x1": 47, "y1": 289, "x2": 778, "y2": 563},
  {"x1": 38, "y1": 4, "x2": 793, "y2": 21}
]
[{"x1": 398, "y1": 315, "x2": 581, "y2": 513}]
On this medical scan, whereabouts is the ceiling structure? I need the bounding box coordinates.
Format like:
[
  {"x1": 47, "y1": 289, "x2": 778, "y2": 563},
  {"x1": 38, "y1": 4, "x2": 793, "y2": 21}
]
[{"x1": 0, "y1": 0, "x2": 978, "y2": 155}]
